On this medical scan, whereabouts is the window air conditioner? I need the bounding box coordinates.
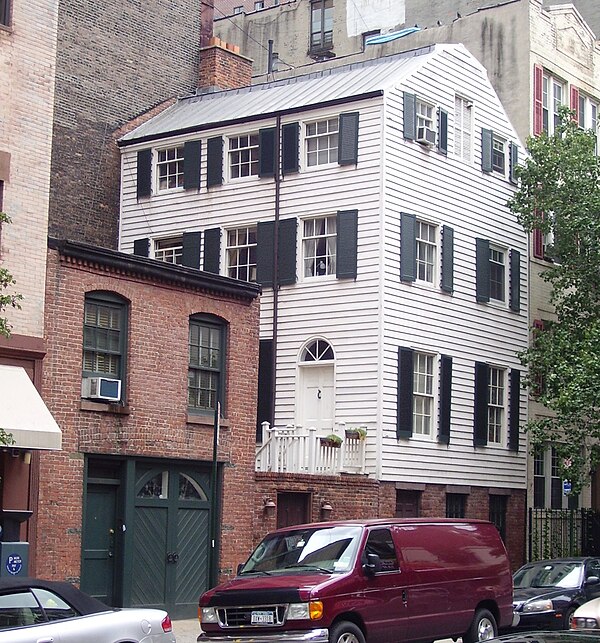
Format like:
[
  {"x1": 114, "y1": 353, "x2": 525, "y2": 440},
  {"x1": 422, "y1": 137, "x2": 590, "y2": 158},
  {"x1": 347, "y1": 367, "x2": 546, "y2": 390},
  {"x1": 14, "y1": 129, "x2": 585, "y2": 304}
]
[
  {"x1": 81, "y1": 377, "x2": 121, "y2": 402},
  {"x1": 416, "y1": 126, "x2": 436, "y2": 146}
]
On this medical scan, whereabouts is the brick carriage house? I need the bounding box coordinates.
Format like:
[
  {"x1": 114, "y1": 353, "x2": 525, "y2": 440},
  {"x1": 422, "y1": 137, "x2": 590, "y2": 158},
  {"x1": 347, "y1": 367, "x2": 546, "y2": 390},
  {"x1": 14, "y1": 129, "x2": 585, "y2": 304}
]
[
  {"x1": 119, "y1": 43, "x2": 529, "y2": 568},
  {"x1": 35, "y1": 239, "x2": 260, "y2": 618}
]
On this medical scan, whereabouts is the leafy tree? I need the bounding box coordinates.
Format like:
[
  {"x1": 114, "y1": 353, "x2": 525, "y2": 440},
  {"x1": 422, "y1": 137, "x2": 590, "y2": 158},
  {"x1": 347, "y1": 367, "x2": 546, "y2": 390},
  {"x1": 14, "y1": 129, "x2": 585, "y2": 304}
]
[{"x1": 509, "y1": 106, "x2": 600, "y2": 494}]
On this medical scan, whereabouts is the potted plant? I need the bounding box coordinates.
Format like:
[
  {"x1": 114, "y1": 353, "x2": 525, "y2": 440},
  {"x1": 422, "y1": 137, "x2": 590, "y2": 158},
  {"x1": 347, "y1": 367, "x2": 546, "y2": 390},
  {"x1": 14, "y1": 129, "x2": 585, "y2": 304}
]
[
  {"x1": 345, "y1": 426, "x2": 367, "y2": 441},
  {"x1": 320, "y1": 434, "x2": 342, "y2": 448}
]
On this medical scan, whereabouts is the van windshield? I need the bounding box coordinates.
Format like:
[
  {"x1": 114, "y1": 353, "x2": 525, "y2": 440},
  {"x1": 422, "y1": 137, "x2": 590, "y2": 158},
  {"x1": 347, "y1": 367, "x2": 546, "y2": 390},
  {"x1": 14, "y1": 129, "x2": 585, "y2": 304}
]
[{"x1": 240, "y1": 525, "x2": 363, "y2": 575}]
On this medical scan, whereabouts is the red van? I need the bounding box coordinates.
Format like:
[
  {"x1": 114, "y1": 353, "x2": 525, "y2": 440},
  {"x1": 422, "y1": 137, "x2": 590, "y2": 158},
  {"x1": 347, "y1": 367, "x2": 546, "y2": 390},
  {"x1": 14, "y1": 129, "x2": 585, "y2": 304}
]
[{"x1": 198, "y1": 518, "x2": 513, "y2": 643}]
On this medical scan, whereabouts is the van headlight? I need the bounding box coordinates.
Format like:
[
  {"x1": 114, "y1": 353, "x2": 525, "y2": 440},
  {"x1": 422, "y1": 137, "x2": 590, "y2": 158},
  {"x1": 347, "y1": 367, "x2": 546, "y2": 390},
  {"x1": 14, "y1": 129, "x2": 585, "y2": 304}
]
[
  {"x1": 522, "y1": 599, "x2": 553, "y2": 613},
  {"x1": 200, "y1": 607, "x2": 218, "y2": 624},
  {"x1": 287, "y1": 601, "x2": 323, "y2": 620}
]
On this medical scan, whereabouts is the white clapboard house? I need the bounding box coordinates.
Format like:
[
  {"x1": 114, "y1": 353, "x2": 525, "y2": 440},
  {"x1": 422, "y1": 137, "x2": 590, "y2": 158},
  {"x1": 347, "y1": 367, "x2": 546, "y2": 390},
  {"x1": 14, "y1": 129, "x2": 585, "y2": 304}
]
[{"x1": 118, "y1": 43, "x2": 528, "y2": 524}]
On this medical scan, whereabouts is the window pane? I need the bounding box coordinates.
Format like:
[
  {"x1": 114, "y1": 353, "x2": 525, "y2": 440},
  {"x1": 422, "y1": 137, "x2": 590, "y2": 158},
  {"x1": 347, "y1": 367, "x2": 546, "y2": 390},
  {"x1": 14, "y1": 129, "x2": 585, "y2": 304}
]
[{"x1": 189, "y1": 321, "x2": 222, "y2": 412}]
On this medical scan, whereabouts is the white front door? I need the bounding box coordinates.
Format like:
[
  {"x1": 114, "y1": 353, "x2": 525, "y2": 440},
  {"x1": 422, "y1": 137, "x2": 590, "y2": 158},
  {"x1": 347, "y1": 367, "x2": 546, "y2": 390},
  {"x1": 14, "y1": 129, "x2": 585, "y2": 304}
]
[{"x1": 299, "y1": 364, "x2": 334, "y2": 431}]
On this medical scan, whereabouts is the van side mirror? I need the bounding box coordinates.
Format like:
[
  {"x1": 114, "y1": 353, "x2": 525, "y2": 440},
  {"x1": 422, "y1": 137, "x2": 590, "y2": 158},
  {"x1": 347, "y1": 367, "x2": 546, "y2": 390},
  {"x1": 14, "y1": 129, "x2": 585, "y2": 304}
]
[
  {"x1": 586, "y1": 576, "x2": 600, "y2": 586},
  {"x1": 363, "y1": 553, "x2": 382, "y2": 576}
]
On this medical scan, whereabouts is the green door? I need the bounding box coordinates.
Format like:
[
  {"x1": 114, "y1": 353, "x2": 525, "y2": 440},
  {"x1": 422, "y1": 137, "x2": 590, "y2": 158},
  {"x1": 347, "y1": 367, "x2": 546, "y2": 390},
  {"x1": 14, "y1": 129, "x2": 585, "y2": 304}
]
[
  {"x1": 81, "y1": 483, "x2": 118, "y2": 605},
  {"x1": 131, "y1": 466, "x2": 211, "y2": 618}
]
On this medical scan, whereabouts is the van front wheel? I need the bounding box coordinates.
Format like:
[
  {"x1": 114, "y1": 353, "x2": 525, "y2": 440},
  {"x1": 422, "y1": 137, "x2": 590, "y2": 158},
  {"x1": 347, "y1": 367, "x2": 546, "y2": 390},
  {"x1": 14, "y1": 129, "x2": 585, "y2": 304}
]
[
  {"x1": 329, "y1": 621, "x2": 366, "y2": 643},
  {"x1": 463, "y1": 608, "x2": 497, "y2": 643}
]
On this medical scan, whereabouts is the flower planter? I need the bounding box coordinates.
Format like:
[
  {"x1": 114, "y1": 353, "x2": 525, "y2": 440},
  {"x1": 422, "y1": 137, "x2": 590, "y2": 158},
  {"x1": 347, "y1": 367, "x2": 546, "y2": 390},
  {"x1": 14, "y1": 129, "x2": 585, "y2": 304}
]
[{"x1": 320, "y1": 436, "x2": 342, "y2": 448}]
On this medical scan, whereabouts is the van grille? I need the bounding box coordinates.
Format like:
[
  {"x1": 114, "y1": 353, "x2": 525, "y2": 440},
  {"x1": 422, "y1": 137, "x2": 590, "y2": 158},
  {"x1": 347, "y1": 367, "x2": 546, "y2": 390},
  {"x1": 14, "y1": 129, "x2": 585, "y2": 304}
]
[{"x1": 216, "y1": 604, "x2": 286, "y2": 628}]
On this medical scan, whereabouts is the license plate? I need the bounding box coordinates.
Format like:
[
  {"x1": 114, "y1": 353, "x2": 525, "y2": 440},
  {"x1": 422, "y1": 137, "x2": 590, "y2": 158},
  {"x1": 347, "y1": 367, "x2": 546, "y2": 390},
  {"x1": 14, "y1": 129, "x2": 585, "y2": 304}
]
[{"x1": 251, "y1": 610, "x2": 274, "y2": 625}]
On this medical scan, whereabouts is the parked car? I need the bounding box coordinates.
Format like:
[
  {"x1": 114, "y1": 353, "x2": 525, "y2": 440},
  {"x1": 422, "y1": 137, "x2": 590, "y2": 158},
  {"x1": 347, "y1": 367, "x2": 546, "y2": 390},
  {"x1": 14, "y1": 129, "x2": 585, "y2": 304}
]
[
  {"x1": 0, "y1": 576, "x2": 176, "y2": 642},
  {"x1": 489, "y1": 632, "x2": 600, "y2": 643},
  {"x1": 198, "y1": 518, "x2": 513, "y2": 643},
  {"x1": 512, "y1": 558, "x2": 600, "y2": 631},
  {"x1": 571, "y1": 596, "x2": 600, "y2": 630}
]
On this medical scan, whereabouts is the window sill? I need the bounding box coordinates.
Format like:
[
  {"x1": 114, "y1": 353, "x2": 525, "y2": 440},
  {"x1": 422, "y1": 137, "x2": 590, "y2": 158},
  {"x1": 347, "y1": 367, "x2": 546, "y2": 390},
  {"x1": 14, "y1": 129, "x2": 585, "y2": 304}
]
[
  {"x1": 80, "y1": 399, "x2": 131, "y2": 414},
  {"x1": 187, "y1": 413, "x2": 230, "y2": 428}
]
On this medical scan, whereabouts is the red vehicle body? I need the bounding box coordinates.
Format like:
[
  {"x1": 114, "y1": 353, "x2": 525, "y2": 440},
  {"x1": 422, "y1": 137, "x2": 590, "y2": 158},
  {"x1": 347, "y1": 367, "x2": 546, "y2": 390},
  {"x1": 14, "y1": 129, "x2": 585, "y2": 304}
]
[{"x1": 198, "y1": 518, "x2": 513, "y2": 643}]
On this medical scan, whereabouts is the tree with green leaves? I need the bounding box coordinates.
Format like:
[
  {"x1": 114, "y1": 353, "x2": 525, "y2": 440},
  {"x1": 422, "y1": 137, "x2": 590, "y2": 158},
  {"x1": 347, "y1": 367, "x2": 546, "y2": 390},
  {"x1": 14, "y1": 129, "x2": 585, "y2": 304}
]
[{"x1": 509, "y1": 106, "x2": 600, "y2": 494}]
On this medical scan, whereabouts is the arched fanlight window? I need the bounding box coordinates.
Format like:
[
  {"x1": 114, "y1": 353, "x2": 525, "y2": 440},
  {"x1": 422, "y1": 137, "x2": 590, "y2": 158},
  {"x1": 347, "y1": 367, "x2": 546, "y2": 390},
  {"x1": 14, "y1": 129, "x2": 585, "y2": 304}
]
[{"x1": 301, "y1": 339, "x2": 334, "y2": 362}]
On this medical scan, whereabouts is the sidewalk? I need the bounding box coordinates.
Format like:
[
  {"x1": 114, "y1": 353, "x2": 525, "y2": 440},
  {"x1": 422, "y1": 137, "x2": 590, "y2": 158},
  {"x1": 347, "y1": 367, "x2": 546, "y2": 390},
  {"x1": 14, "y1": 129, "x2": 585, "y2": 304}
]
[{"x1": 173, "y1": 618, "x2": 201, "y2": 643}]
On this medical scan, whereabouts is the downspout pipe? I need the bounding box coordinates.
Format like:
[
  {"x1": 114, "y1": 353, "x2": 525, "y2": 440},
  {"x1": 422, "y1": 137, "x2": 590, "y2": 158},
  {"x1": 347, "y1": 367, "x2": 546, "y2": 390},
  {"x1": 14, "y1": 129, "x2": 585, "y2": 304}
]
[{"x1": 271, "y1": 115, "x2": 281, "y2": 426}]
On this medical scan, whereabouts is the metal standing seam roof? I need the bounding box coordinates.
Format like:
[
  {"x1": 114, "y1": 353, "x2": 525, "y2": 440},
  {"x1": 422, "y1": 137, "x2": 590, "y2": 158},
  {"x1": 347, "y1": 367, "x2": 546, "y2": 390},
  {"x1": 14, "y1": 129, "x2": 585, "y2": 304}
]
[{"x1": 119, "y1": 44, "x2": 443, "y2": 145}]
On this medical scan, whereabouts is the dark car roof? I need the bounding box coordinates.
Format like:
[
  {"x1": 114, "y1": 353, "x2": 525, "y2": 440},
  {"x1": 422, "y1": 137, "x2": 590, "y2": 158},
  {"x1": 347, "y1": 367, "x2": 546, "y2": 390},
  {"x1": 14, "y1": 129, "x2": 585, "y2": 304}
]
[
  {"x1": 517, "y1": 558, "x2": 599, "y2": 567},
  {"x1": 0, "y1": 577, "x2": 109, "y2": 615}
]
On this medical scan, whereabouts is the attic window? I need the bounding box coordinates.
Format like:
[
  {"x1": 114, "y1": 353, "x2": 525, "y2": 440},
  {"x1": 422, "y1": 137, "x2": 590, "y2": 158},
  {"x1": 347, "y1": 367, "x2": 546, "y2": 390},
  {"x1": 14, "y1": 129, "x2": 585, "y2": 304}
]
[
  {"x1": 233, "y1": 5, "x2": 243, "y2": 14},
  {"x1": 310, "y1": 0, "x2": 333, "y2": 51}
]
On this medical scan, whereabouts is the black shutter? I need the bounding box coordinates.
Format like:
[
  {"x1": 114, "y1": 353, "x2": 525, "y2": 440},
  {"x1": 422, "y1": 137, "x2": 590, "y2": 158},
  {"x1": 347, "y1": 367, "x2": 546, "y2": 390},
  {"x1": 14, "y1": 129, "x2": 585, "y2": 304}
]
[
  {"x1": 438, "y1": 109, "x2": 448, "y2": 155},
  {"x1": 183, "y1": 140, "x2": 202, "y2": 191},
  {"x1": 282, "y1": 122, "x2": 300, "y2": 175},
  {"x1": 510, "y1": 249, "x2": 521, "y2": 312},
  {"x1": 481, "y1": 128, "x2": 493, "y2": 172},
  {"x1": 259, "y1": 127, "x2": 276, "y2": 178},
  {"x1": 476, "y1": 238, "x2": 490, "y2": 302},
  {"x1": 441, "y1": 225, "x2": 454, "y2": 293},
  {"x1": 181, "y1": 231, "x2": 202, "y2": 269},
  {"x1": 474, "y1": 362, "x2": 489, "y2": 447},
  {"x1": 256, "y1": 339, "x2": 274, "y2": 441},
  {"x1": 202, "y1": 228, "x2": 221, "y2": 273},
  {"x1": 403, "y1": 92, "x2": 416, "y2": 140},
  {"x1": 338, "y1": 112, "x2": 359, "y2": 165},
  {"x1": 133, "y1": 237, "x2": 150, "y2": 257},
  {"x1": 136, "y1": 149, "x2": 152, "y2": 199},
  {"x1": 509, "y1": 142, "x2": 519, "y2": 184},
  {"x1": 439, "y1": 355, "x2": 452, "y2": 445},
  {"x1": 206, "y1": 136, "x2": 223, "y2": 188},
  {"x1": 256, "y1": 221, "x2": 275, "y2": 288},
  {"x1": 277, "y1": 218, "x2": 297, "y2": 286},
  {"x1": 397, "y1": 347, "x2": 414, "y2": 439},
  {"x1": 336, "y1": 209, "x2": 358, "y2": 279},
  {"x1": 508, "y1": 369, "x2": 520, "y2": 452},
  {"x1": 400, "y1": 212, "x2": 416, "y2": 282}
]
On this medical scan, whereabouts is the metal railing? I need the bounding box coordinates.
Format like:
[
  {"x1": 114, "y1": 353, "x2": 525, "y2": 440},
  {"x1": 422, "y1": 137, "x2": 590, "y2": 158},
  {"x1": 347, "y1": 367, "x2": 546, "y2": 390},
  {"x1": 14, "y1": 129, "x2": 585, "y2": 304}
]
[{"x1": 528, "y1": 508, "x2": 600, "y2": 560}]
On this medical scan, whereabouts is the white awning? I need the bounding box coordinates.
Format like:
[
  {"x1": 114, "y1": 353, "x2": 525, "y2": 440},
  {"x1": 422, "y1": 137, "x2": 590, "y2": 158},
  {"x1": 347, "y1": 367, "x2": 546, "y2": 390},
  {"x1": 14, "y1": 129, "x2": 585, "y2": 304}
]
[{"x1": 0, "y1": 365, "x2": 62, "y2": 450}]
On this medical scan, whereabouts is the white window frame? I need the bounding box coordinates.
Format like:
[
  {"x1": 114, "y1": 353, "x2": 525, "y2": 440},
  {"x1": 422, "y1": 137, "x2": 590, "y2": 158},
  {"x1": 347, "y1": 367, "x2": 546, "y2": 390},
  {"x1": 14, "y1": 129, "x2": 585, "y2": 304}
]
[
  {"x1": 156, "y1": 145, "x2": 184, "y2": 192},
  {"x1": 226, "y1": 226, "x2": 257, "y2": 282},
  {"x1": 154, "y1": 237, "x2": 183, "y2": 265},
  {"x1": 304, "y1": 117, "x2": 339, "y2": 168},
  {"x1": 302, "y1": 214, "x2": 337, "y2": 279},
  {"x1": 487, "y1": 366, "x2": 505, "y2": 445},
  {"x1": 416, "y1": 99, "x2": 435, "y2": 131},
  {"x1": 534, "y1": 445, "x2": 578, "y2": 509},
  {"x1": 415, "y1": 220, "x2": 437, "y2": 285},
  {"x1": 228, "y1": 133, "x2": 259, "y2": 180},
  {"x1": 542, "y1": 73, "x2": 565, "y2": 135},
  {"x1": 577, "y1": 93, "x2": 599, "y2": 154},
  {"x1": 492, "y1": 135, "x2": 506, "y2": 176},
  {"x1": 454, "y1": 96, "x2": 473, "y2": 162},
  {"x1": 489, "y1": 244, "x2": 507, "y2": 304},
  {"x1": 413, "y1": 352, "x2": 435, "y2": 438}
]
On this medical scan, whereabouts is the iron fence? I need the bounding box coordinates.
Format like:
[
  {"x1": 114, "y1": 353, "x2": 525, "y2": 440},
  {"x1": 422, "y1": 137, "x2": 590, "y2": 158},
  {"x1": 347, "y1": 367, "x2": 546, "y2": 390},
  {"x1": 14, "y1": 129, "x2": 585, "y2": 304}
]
[{"x1": 529, "y1": 508, "x2": 600, "y2": 560}]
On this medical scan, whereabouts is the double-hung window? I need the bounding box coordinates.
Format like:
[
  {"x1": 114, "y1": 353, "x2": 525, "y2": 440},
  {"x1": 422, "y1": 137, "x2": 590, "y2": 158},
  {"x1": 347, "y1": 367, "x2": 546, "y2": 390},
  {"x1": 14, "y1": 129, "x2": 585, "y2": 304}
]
[
  {"x1": 305, "y1": 118, "x2": 339, "y2": 167},
  {"x1": 534, "y1": 445, "x2": 578, "y2": 509},
  {"x1": 416, "y1": 100, "x2": 434, "y2": 133},
  {"x1": 487, "y1": 367, "x2": 505, "y2": 444},
  {"x1": 310, "y1": 0, "x2": 333, "y2": 51},
  {"x1": 229, "y1": 134, "x2": 259, "y2": 179},
  {"x1": 492, "y1": 136, "x2": 506, "y2": 175},
  {"x1": 302, "y1": 215, "x2": 336, "y2": 277},
  {"x1": 454, "y1": 96, "x2": 473, "y2": 162},
  {"x1": 476, "y1": 239, "x2": 519, "y2": 310},
  {"x1": 489, "y1": 246, "x2": 506, "y2": 303},
  {"x1": 415, "y1": 220, "x2": 437, "y2": 284},
  {"x1": 226, "y1": 227, "x2": 257, "y2": 282},
  {"x1": 413, "y1": 352, "x2": 434, "y2": 436},
  {"x1": 188, "y1": 317, "x2": 226, "y2": 414},
  {"x1": 154, "y1": 237, "x2": 183, "y2": 265},
  {"x1": 156, "y1": 146, "x2": 184, "y2": 191},
  {"x1": 542, "y1": 74, "x2": 565, "y2": 135}
]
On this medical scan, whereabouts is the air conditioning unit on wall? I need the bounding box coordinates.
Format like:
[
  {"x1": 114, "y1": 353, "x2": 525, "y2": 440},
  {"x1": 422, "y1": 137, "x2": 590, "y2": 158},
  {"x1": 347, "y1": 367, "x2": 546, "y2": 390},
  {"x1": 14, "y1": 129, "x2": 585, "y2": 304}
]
[
  {"x1": 416, "y1": 125, "x2": 436, "y2": 146},
  {"x1": 81, "y1": 376, "x2": 121, "y2": 402}
]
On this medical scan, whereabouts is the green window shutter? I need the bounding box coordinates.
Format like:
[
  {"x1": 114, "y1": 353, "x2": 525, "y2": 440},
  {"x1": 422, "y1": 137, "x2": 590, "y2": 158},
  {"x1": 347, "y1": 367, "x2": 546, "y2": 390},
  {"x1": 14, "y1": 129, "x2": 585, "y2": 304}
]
[
  {"x1": 256, "y1": 221, "x2": 275, "y2": 288},
  {"x1": 136, "y1": 149, "x2": 152, "y2": 199},
  {"x1": 338, "y1": 112, "x2": 359, "y2": 165},
  {"x1": 133, "y1": 237, "x2": 150, "y2": 257},
  {"x1": 282, "y1": 122, "x2": 300, "y2": 175},
  {"x1": 438, "y1": 109, "x2": 448, "y2": 155},
  {"x1": 259, "y1": 127, "x2": 276, "y2": 178},
  {"x1": 475, "y1": 238, "x2": 490, "y2": 302},
  {"x1": 206, "y1": 136, "x2": 223, "y2": 188},
  {"x1": 509, "y1": 369, "x2": 520, "y2": 452},
  {"x1": 481, "y1": 128, "x2": 493, "y2": 173},
  {"x1": 474, "y1": 362, "x2": 489, "y2": 447},
  {"x1": 400, "y1": 212, "x2": 416, "y2": 282},
  {"x1": 439, "y1": 355, "x2": 452, "y2": 445},
  {"x1": 441, "y1": 225, "x2": 454, "y2": 293},
  {"x1": 403, "y1": 92, "x2": 416, "y2": 141},
  {"x1": 182, "y1": 231, "x2": 202, "y2": 269},
  {"x1": 202, "y1": 228, "x2": 221, "y2": 273},
  {"x1": 256, "y1": 339, "x2": 274, "y2": 441},
  {"x1": 277, "y1": 218, "x2": 297, "y2": 286},
  {"x1": 336, "y1": 209, "x2": 358, "y2": 279},
  {"x1": 183, "y1": 140, "x2": 202, "y2": 191},
  {"x1": 510, "y1": 249, "x2": 521, "y2": 312},
  {"x1": 397, "y1": 347, "x2": 414, "y2": 439},
  {"x1": 509, "y1": 142, "x2": 519, "y2": 184}
]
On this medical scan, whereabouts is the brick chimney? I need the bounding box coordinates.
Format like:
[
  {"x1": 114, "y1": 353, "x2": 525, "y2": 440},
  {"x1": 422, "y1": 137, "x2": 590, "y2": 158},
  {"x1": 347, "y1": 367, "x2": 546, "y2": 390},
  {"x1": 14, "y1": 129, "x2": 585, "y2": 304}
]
[{"x1": 199, "y1": 37, "x2": 253, "y2": 93}]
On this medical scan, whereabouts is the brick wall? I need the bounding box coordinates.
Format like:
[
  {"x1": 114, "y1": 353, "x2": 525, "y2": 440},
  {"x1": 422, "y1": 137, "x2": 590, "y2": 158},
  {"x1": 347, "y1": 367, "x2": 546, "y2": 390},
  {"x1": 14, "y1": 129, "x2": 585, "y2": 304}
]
[{"x1": 199, "y1": 38, "x2": 253, "y2": 91}]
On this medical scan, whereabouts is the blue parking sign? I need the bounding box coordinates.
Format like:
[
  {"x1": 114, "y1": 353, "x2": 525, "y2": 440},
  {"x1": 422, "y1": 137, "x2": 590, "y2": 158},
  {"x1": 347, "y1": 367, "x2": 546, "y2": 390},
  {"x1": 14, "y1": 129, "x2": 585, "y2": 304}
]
[
  {"x1": 563, "y1": 480, "x2": 572, "y2": 495},
  {"x1": 6, "y1": 554, "x2": 23, "y2": 576}
]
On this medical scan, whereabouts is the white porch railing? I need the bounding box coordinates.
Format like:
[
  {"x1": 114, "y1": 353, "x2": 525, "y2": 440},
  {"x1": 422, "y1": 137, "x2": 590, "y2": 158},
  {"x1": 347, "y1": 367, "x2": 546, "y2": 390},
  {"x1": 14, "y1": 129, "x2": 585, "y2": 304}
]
[{"x1": 255, "y1": 422, "x2": 366, "y2": 475}]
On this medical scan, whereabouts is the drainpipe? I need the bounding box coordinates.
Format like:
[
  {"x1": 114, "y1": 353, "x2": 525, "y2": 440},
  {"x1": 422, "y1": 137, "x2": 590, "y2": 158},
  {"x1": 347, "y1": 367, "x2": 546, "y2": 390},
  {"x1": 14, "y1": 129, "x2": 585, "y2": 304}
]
[{"x1": 271, "y1": 115, "x2": 281, "y2": 427}]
